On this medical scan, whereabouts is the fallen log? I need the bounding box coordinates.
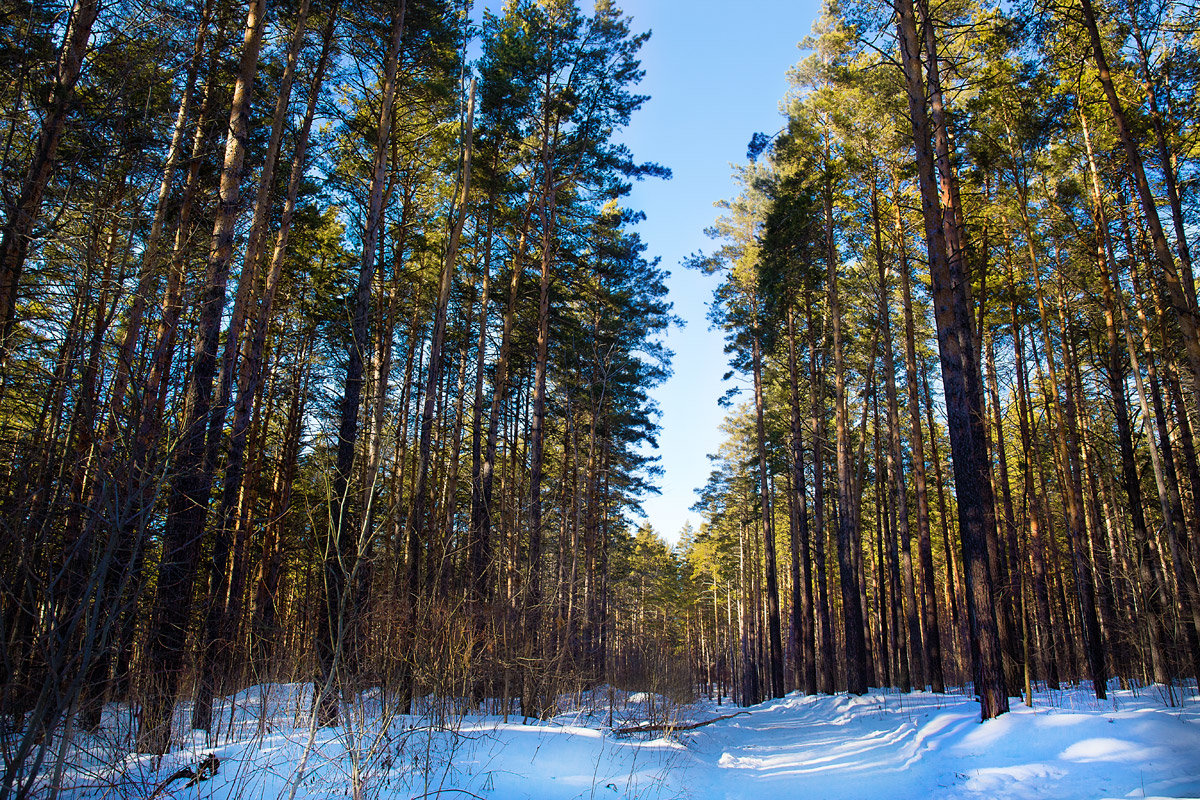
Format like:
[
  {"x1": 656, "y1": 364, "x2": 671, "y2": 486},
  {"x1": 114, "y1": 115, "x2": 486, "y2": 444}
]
[{"x1": 612, "y1": 710, "x2": 750, "y2": 737}]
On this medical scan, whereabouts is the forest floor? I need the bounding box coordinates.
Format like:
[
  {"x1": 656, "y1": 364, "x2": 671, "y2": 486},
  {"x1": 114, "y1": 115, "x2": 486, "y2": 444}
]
[{"x1": 47, "y1": 679, "x2": 1200, "y2": 800}]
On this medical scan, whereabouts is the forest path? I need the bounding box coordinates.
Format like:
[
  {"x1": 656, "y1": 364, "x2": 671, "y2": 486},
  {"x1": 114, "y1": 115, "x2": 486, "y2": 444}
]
[{"x1": 667, "y1": 686, "x2": 1200, "y2": 800}]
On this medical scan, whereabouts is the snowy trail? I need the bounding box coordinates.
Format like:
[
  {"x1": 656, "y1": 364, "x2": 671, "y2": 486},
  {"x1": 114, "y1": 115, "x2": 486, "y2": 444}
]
[
  {"x1": 53, "y1": 683, "x2": 1200, "y2": 800},
  {"x1": 675, "y1": 689, "x2": 1200, "y2": 800}
]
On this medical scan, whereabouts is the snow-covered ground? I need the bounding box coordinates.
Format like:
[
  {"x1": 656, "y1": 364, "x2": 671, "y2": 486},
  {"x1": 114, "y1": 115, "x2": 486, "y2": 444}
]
[{"x1": 37, "y1": 681, "x2": 1200, "y2": 799}]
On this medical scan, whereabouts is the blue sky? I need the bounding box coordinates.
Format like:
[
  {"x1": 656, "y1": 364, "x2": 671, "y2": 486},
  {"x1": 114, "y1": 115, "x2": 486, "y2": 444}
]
[
  {"x1": 614, "y1": 0, "x2": 823, "y2": 543},
  {"x1": 471, "y1": 0, "x2": 825, "y2": 544}
]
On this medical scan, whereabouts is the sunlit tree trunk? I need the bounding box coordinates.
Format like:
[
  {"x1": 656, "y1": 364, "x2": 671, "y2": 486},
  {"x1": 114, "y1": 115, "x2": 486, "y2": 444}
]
[
  {"x1": 823, "y1": 132, "x2": 868, "y2": 695},
  {"x1": 894, "y1": 0, "x2": 1007, "y2": 718}
]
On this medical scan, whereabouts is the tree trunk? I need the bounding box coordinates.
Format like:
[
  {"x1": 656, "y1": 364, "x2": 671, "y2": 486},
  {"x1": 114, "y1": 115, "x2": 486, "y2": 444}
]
[
  {"x1": 102, "y1": 2, "x2": 210, "y2": 444},
  {"x1": 787, "y1": 306, "x2": 816, "y2": 694},
  {"x1": 893, "y1": 0, "x2": 1007, "y2": 718},
  {"x1": 806, "y1": 294, "x2": 836, "y2": 694},
  {"x1": 824, "y1": 137, "x2": 868, "y2": 695},
  {"x1": 406, "y1": 76, "x2": 475, "y2": 615},
  {"x1": 1130, "y1": 258, "x2": 1200, "y2": 686},
  {"x1": 468, "y1": 168, "x2": 498, "y2": 608},
  {"x1": 194, "y1": 0, "x2": 315, "y2": 734},
  {"x1": 139, "y1": 0, "x2": 268, "y2": 753},
  {"x1": 753, "y1": 324, "x2": 785, "y2": 698},
  {"x1": 317, "y1": 0, "x2": 406, "y2": 728},
  {"x1": 892, "y1": 178, "x2": 943, "y2": 692},
  {"x1": 524, "y1": 139, "x2": 558, "y2": 718},
  {"x1": 472, "y1": 203, "x2": 535, "y2": 618},
  {"x1": 873, "y1": 179, "x2": 923, "y2": 690},
  {"x1": 1025, "y1": 221, "x2": 1107, "y2": 699}
]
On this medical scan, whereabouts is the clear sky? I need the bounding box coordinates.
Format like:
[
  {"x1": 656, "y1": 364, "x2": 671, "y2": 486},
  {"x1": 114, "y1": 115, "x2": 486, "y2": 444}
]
[
  {"x1": 613, "y1": 0, "x2": 823, "y2": 544},
  {"x1": 471, "y1": 0, "x2": 825, "y2": 545}
]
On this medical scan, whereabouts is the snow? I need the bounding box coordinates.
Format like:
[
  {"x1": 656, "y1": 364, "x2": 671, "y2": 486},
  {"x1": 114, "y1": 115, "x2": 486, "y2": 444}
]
[{"x1": 38, "y1": 681, "x2": 1200, "y2": 799}]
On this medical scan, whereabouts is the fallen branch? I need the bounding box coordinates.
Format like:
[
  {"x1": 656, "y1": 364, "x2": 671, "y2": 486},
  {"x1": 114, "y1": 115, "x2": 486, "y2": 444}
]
[
  {"x1": 146, "y1": 768, "x2": 193, "y2": 800},
  {"x1": 612, "y1": 710, "x2": 750, "y2": 737},
  {"x1": 145, "y1": 753, "x2": 219, "y2": 799}
]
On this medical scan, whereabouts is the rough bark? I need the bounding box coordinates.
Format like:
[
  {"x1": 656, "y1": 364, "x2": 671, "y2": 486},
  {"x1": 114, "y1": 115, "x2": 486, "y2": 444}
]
[{"x1": 893, "y1": 0, "x2": 1007, "y2": 718}]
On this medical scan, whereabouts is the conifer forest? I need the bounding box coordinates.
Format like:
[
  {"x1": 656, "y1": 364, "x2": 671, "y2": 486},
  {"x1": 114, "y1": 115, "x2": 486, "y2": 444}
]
[{"x1": 1, "y1": 0, "x2": 1199, "y2": 796}]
